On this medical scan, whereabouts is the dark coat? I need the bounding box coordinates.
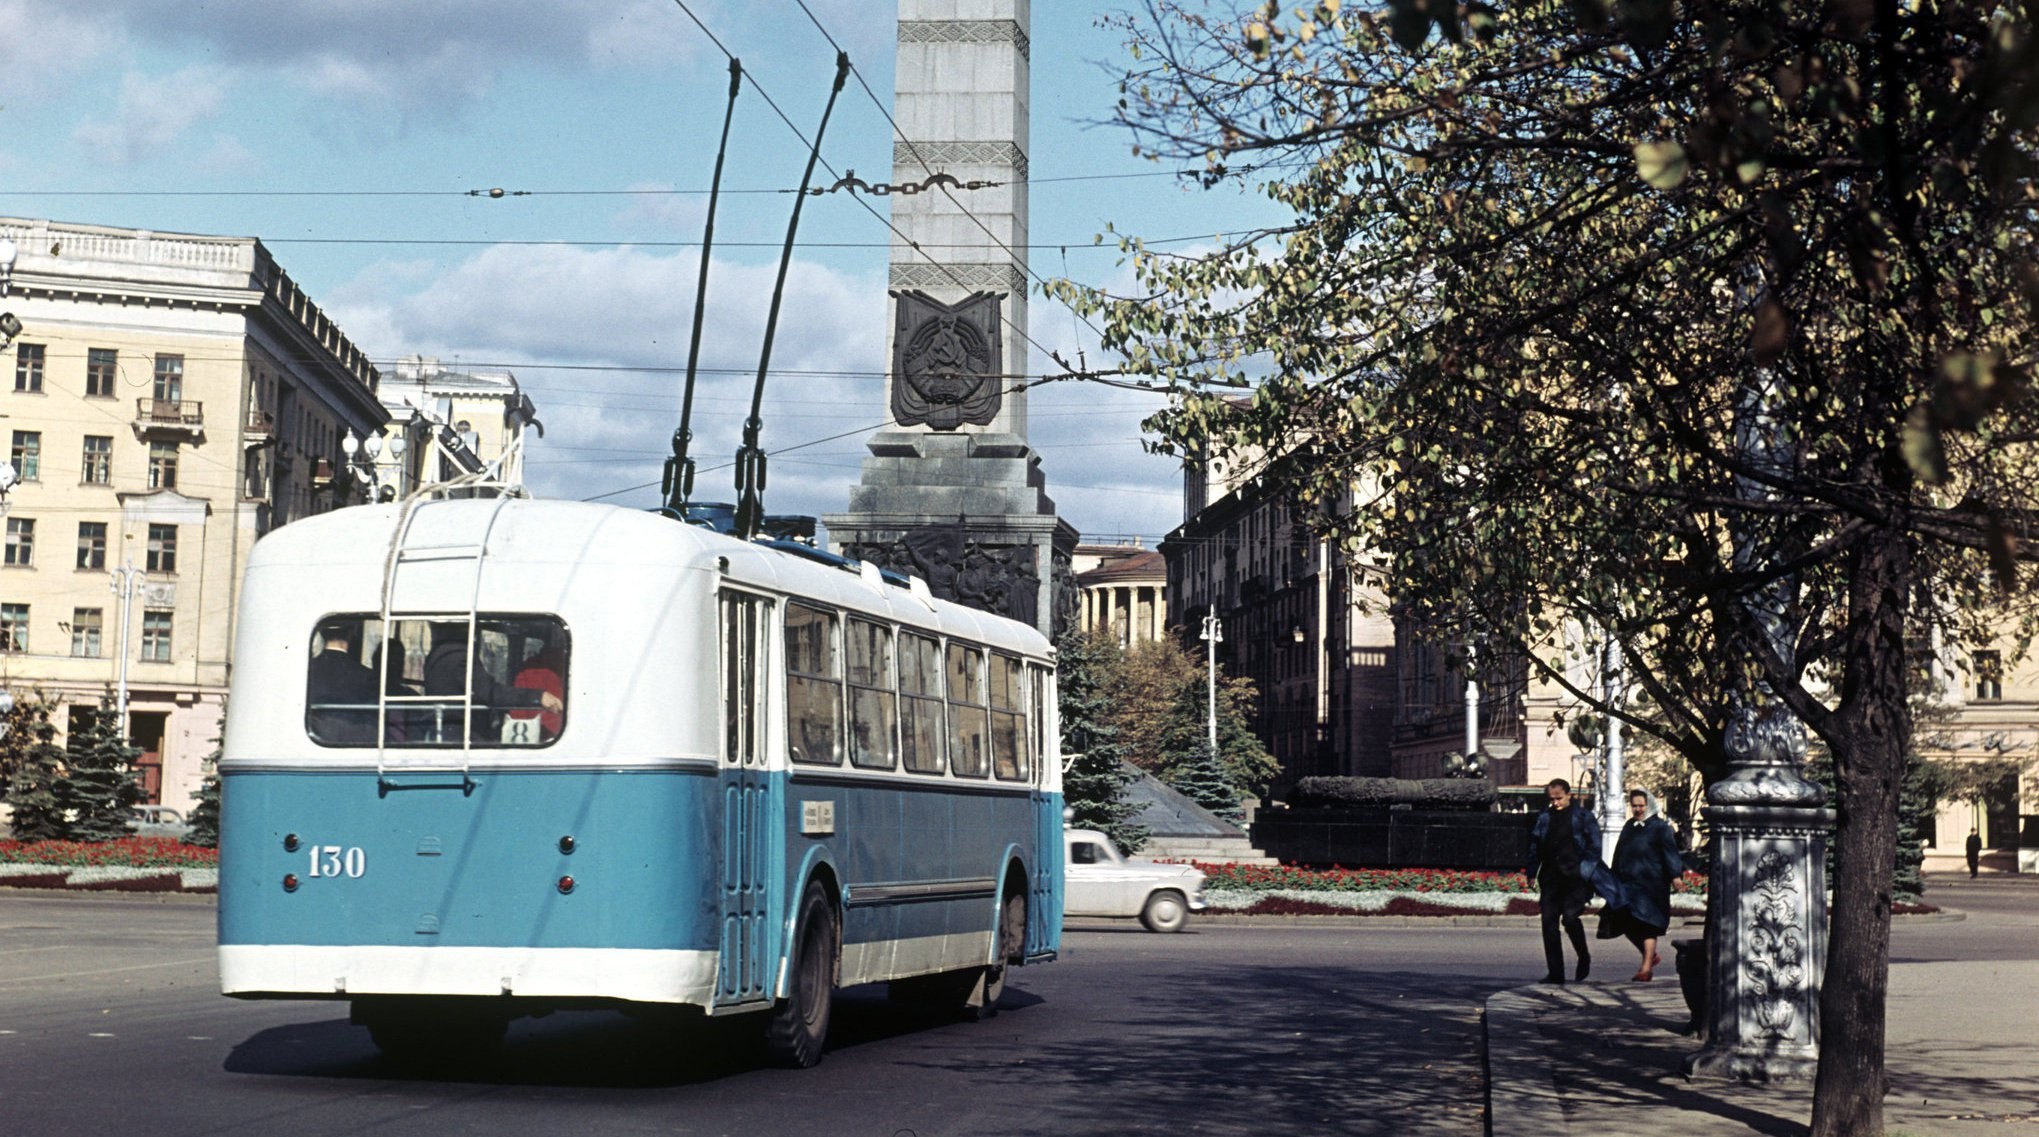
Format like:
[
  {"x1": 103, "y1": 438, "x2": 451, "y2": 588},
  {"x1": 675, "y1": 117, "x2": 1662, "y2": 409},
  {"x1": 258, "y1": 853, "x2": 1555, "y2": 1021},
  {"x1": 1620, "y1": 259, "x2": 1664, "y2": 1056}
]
[
  {"x1": 307, "y1": 648, "x2": 379, "y2": 744},
  {"x1": 1610, "y1": 814, "x2": 1686, "y2": 934},
  {"x1": 1526, "y1": 805, "x2": 1623, "y2": 904}
]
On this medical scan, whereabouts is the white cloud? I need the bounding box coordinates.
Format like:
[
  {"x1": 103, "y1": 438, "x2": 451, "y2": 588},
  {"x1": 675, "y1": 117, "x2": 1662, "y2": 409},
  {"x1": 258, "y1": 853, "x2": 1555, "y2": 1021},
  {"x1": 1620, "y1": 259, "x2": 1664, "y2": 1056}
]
[
  {"x1": 0, "y1": 1, "x2": 122, "y2": 105},
  {"x1": 324, "y1": 242, "x2": 887, "y2": 506},
  {"x1": 72, "y1": 68, "x2": 226, "y2": 166}
]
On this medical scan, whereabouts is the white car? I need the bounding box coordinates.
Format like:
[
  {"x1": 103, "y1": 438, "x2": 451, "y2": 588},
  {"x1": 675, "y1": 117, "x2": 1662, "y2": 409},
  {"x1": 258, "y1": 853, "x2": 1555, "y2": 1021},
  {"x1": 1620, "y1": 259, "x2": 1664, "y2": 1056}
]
[{"x1": 1063, "y1": 828, "x2": 1208, "y2": 932}]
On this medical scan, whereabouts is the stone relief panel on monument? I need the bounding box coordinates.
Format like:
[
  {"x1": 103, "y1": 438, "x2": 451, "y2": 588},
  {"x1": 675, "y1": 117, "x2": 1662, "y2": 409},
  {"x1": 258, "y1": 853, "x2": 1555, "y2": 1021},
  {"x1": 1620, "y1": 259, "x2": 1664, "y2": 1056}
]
[
  {"x1": 891, "y1": 290, "x2": 1005, "y2": 431},
  {"x1": 847, "y1": 526, "x2": 1039, "y2": 629}
]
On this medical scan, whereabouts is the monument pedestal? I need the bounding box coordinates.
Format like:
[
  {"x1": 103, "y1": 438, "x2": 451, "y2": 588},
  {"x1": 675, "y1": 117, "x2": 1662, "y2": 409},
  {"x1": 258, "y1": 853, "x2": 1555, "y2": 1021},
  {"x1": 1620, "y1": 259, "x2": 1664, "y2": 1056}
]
[{"x1": 826, "y1": 431, "x2": 1076, "y2": 636}]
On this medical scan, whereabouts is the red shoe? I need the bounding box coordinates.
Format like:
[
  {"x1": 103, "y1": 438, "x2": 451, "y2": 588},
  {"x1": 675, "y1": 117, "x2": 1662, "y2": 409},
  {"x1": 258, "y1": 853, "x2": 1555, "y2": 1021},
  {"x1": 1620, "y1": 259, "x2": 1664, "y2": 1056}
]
[{"x1": 1631, "y1": 969, "x2": 1654, "y2": 982}]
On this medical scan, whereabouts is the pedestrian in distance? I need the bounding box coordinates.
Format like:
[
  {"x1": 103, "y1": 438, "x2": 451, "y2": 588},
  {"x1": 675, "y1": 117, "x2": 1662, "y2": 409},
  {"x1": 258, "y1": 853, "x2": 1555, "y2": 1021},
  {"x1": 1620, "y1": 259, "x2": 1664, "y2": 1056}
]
[
  {"x1": 1597, "y1": 788, "x2": 1688, "y2": 982},
  {"x1": 1525, "y1": 777, "x2": 1621, "y2": 985},
  {"x1": 1967, "y1": 827, "x2": 1983, "y2": 879}
]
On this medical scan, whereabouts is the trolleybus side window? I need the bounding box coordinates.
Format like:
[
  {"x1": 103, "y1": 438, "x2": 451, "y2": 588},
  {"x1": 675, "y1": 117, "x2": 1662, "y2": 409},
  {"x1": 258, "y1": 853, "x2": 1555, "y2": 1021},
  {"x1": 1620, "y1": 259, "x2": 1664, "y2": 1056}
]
[
  {"x1": 305, "y1": 614, "x2": 568, "y2": 748},
  {"x1": 946, "y1": 641, "x2": 989, "y2": 779},
  {"x1": 899, "y1": 630, "x2": 946, "y2": 775},
  {"x1": 990, "y1": 651, "x2": 1028, "y2": 782},
  {"x1": 846, "y1": 616, "x2": 898, "y2": 770},
  {"x1": 785, "y1": 602, "x2": 843, "y2": 766},
  {"x1": 721, "y1": 591, "x2": 772, "y2": 766}
]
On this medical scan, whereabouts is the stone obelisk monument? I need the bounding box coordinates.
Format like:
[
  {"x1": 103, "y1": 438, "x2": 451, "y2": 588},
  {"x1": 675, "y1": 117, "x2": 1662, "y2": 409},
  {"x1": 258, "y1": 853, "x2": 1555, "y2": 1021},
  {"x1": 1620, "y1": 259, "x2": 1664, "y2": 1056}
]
[{"x1": 825, "y1": 0, "x2": 1076, "y2": 636}]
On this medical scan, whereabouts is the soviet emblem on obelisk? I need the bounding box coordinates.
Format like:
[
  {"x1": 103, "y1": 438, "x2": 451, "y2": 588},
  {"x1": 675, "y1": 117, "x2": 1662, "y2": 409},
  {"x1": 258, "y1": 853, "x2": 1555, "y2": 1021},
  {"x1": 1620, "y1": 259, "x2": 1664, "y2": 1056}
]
[{"x1": 890, "y1": 289, "x2": 1004, "y2": 431}]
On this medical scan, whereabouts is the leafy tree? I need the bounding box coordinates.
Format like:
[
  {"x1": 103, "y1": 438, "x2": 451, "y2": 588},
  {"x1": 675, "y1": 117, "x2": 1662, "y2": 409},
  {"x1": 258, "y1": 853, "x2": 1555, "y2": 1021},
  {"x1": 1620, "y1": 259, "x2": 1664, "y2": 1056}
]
[
  {"x1": 1056, "y1": 629, "x2": 1147, "y2": 851},
  {"x1": 186, "y1": 708, "x2": 225, "y2": 848},
  {"x1": 3, "y1": 696, "x2": 66, "y2": 841},
  {"x1": 1105, "y1": 638, "x2": 1279, "y2": 798},
  {"x1": 61, "y1": 698, "x2": 142, "y2": 842},
  {"x1": 1057, "y1": 2, "x2": 2037, "y2": 1129},
  {"x1": 1169, "y1": 738, "x2": 1247, "y2": 824}
]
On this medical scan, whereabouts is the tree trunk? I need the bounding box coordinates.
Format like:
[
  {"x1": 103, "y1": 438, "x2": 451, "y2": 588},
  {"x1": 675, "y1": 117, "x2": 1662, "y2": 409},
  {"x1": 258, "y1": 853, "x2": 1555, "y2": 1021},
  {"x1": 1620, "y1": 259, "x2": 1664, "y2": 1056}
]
[{"x1": 1809, "y1": 527, "x2": 1911, "y2": 1137}]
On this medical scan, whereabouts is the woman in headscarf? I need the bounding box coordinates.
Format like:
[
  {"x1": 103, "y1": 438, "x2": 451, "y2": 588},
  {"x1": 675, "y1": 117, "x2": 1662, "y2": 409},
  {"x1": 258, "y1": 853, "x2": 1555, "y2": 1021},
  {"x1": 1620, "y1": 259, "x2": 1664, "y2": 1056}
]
[{"x1": 1598, "y1": 787, "x2": 1688, "y2": 981}]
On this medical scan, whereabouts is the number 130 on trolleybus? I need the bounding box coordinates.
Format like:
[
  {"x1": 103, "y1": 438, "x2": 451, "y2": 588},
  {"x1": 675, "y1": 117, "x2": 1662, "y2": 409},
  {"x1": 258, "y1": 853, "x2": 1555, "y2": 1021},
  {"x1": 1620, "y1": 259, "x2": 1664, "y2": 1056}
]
[{"x1": 216, "y1": 495, "x2": 1063, "y2": 1066}]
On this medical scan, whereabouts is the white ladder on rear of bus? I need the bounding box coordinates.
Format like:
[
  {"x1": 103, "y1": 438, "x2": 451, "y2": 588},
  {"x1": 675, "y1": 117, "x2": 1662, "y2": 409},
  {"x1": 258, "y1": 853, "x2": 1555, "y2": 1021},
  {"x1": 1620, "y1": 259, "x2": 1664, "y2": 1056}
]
[{"x1": 372, "y1": 492, "x2": 517, "y2": 787}]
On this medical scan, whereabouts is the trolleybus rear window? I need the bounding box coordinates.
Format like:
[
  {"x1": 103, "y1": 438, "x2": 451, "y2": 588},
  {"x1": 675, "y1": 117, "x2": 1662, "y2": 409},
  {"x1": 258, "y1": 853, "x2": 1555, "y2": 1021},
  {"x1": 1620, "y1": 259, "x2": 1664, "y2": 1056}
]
[{"x1": 305, "y1": 614, "x2": 569, "y2": 748}]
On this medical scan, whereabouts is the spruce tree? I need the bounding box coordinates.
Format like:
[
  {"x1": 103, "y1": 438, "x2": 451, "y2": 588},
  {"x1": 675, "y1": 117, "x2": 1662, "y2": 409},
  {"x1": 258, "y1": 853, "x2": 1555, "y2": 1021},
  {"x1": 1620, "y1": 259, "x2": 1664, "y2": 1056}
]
[
  {"x1": 1166, "y1": 738, "x2": 1244, "y2": 826},
  {"x1": 60, "y1": 698, "x2": 142, "y2": 842},
  {"x1": 3, "y1": 698, "x2": 67, "y2": 841},
  {"x1": 1055, "y1": 629, "x2": 1145, "y2": 852},
  {"x1": 185, "y1": 708, "x2": 225, "y2": 848}
]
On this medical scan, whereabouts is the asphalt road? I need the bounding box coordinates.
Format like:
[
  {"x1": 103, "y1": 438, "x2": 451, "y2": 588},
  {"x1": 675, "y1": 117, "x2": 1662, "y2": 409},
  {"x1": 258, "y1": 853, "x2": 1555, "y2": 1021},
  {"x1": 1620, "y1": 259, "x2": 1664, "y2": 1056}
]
[
  {"x1": 0, "y1": 879, "x2": 2021, "y2": 1137},
  {"x1": 0, "y1": 895, "x2": 1518, "y2": 1137}
]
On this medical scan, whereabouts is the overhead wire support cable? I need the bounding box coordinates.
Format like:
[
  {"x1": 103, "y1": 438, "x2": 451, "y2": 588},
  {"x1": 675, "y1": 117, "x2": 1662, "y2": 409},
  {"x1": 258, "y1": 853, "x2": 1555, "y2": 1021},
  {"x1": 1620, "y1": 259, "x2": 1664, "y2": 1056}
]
[
  {"x1": 732, "y1": 49, "x2": 852, "y2": 542},
  {"x1": 664, "y1": 55, "x2": 743, "y2": 517}
]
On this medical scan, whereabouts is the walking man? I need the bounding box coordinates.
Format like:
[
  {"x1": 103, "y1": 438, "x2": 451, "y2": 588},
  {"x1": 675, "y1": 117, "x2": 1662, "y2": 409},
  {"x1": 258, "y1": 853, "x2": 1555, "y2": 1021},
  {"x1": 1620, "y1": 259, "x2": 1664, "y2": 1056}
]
[
  {"x1": 1525, "y1": 778, "x2": 1613, "y2": 984},
  {"x1": 1966, "y1": 827, "x2": 1983, "y2": 879}
]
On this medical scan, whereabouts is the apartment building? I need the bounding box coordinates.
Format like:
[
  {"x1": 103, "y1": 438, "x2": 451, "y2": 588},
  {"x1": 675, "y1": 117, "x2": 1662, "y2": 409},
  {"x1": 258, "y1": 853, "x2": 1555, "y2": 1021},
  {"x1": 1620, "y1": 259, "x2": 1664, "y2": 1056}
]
[{"x1": 0, "y1": 218, "x2": 387, "y2": 811}]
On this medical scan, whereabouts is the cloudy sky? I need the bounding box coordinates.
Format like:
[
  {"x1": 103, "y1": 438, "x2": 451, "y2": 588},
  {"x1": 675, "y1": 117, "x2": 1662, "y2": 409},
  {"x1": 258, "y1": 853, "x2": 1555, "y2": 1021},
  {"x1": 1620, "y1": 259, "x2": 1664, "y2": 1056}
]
[{"x1": 0, "y1": 0, "x2": 1282, "y2": 545}]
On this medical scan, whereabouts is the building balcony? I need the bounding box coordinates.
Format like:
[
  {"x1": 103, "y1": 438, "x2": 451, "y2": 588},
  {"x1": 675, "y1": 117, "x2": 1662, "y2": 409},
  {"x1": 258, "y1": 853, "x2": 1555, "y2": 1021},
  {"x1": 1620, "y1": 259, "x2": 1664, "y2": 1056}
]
[
  {"x1": 244, "y1": 408, "x2": 274, "y2": 440},
  {"x1": 134, "y1": 398, "x2": 205, "y2": 440}
]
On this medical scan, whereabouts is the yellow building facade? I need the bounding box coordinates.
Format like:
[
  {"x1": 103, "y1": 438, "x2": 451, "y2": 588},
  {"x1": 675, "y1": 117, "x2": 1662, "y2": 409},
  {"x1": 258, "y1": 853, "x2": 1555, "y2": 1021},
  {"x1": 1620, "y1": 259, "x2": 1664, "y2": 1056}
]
[{"x1": 0, "y1": 218, "x2": 385, "y2": 813}]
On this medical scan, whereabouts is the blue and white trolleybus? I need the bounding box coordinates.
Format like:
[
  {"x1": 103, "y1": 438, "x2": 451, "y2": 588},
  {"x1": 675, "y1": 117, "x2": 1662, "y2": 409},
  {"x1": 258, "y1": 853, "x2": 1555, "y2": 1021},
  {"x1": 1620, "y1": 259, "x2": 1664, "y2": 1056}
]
[{"x1": 217, "y1": 494, "x2": 1063, "y2": 1066}]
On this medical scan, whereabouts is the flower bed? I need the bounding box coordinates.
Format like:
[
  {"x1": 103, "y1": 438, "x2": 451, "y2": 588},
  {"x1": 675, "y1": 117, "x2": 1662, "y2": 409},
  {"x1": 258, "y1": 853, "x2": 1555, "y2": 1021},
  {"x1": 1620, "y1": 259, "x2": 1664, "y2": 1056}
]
[
  {"x1": 1191, "y1": 862, "x2": 1708, "y2": 896},
  {"x1": 0, "y1": 836, "x2": 217, "y2": 868}
]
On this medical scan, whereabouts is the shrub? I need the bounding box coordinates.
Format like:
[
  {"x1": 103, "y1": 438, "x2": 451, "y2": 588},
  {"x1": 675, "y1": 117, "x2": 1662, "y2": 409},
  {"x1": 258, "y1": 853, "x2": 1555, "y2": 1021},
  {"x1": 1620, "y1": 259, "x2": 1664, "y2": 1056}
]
[{"x1": 1289, "y1": 776, "x2": 1497, "y2": 810}]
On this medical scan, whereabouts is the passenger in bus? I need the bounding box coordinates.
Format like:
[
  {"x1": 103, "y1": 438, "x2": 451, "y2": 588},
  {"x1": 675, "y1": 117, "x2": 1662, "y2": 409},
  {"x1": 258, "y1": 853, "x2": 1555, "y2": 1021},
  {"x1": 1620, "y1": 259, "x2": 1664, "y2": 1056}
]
[
  {"x1": 423, "y1": 623, "x2": 561, "y2": 741},
  {"x1": 371, "y1": 638, "x2": 416, "y2": 742},
  {"x1": 510, "y1": 646, "x2": 566, "y2": 741},
  {"x1": 307, "y1": 620, "x2": 379, "y2": 744}
]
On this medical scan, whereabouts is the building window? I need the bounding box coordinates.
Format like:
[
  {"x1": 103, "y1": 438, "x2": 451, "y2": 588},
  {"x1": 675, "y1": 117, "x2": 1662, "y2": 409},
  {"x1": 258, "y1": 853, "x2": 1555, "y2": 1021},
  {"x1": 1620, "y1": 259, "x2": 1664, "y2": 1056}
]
[
  {"x1": 1974, "y1": 650, "x2": 2004, "y2": 702},
  {"x1": 4, "y1": 517, "x2": 33, "y2": 566},
  {"x1": 13, "y1": 343, "x2": 43, "y2": 392},
  {"x1": 10, "y1": 430, "x2": 39, "y2": 481},
  {"x1": 70, "y1": 607, "x2": 102, "y2": 657},
  {"x1": 148, "y1": 441, "x2": 178, "y2": 490},
  {"x1": 81, "y1": 436, "x2": 112, "y2": 485},
  {"x1": 86, "y1": 349, "x2": 118, "y2": 398},
  {"x1": 146, "y1": 523, "x2": 177, "y2": 574},
  {"x1": 153, "y1": 354, "x2": 184, "y2": 402},
  {"x1": 76, "y1": 521, "x2": 107, "y2": 570},
  {"x1": 0, "y1": 603, "x2": 26, "y2": 651},
  {"x1": 140, "y1": 609, "x2": 173, "y2": 661}
]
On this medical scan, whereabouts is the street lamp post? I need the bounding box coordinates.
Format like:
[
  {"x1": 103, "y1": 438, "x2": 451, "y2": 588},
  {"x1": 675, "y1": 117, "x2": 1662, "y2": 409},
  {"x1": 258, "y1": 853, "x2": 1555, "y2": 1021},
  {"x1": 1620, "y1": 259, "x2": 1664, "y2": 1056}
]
[
  {"x1": 1600, "y1": 635, "x2": 1626, "y2": 863},
  {"x1": 1200, "y1": 611, "x2": 1224, "y2": 752},
  {"x1": 110, "y1": 561, "x2": 146, "y2": 727}
]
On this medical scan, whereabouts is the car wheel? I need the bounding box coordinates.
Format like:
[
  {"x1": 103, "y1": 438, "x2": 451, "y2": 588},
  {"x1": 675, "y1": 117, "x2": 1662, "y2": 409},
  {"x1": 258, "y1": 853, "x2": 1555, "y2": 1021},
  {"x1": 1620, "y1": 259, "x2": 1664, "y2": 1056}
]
[
  {"x1": 764, "y1": 879, "x2": 837, "y2": 1068},
  {"x1": 1140, "y1": 889, "x2": 1190, "y2": 933}
]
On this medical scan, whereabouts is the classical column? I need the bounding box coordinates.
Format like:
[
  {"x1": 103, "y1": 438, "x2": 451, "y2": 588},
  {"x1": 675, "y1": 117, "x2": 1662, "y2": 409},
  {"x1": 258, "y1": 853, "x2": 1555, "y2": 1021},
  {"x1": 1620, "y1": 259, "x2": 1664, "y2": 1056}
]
[{"x1": 1687, "y1": 370, "x2": 1836, "y2": 1081}]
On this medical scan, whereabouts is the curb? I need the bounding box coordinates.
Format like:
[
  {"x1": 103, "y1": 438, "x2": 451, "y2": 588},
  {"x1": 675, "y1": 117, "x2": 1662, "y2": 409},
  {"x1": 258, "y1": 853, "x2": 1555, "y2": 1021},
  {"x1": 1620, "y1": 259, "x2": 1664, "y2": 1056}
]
[{"x1": 1484, "y1": 987, "x2": 1572, "y2": 1137}]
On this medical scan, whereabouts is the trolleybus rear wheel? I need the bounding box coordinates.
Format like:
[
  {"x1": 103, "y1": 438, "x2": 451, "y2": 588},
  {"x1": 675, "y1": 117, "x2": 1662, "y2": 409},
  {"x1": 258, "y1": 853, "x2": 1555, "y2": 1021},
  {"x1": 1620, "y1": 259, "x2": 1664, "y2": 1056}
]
[
  {"x1": 764, "y1": 879, "x2": 837, "y2": 1068},
  {"x1": 978, "y1": 889, "x2": 1026, "y2": 1013}
]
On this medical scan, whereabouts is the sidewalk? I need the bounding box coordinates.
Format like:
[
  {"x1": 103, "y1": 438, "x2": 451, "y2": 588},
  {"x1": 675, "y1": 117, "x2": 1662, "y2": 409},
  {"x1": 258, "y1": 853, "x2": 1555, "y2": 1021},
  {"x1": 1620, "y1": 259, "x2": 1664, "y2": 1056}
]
[{"x1": 1486, "y1": 952, "x2": 2039, "y2": 1136}]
